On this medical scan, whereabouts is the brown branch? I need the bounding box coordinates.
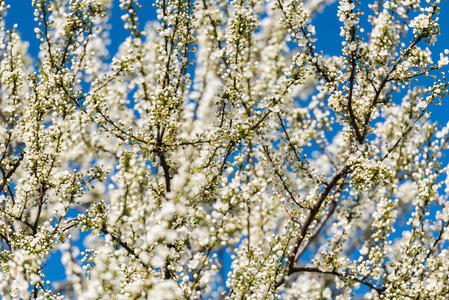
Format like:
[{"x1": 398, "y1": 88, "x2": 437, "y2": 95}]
[
  {"x1": 156, "y1": 148, "x2": 172, "y2": 193},
  {"x1": 274, "y1": 166, "x2": 349, "y2": 289},
  {"x1": 289, "y1": 267, "x2": 384, "y2": 294},
  {"x1": 346, "y1": 24, "x2": 363, "y2": 144},
  {"x1": 295, "y1": 181, "x2": 345, "y2": 260},
  {"x1": 380, "y1": 101, "x2": 432, "y2": 162},
  {"x1": 32, "y1": 184, "x2": 48, "y2": 235},
  {"x1": 361, "y1": 7, "x2": 437, "y2": 140}
]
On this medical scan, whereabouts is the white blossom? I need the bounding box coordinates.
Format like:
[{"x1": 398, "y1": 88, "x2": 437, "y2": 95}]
[{"x1": 0, "y1": 0, "x2": 448, "y2": 298}]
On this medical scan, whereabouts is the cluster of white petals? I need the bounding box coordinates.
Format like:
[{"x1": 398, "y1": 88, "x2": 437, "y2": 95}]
[{"x1": 0, "y1": 0, "x2": 448, "y2": 298}]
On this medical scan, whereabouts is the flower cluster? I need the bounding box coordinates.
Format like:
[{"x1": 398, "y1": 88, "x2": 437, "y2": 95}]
[{"x1": 0, "y1": 0, "x2": 448, "y2": 298}]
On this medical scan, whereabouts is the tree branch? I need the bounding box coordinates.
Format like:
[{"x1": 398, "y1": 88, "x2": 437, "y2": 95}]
[{"x1": 289, "y1": 266, "x2": 384, "y2": 294}]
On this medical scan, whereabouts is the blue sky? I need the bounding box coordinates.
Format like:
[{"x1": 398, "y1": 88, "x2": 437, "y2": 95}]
[{"x1": 3, "y1": 0, "x2": 449, "y2": 296}]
